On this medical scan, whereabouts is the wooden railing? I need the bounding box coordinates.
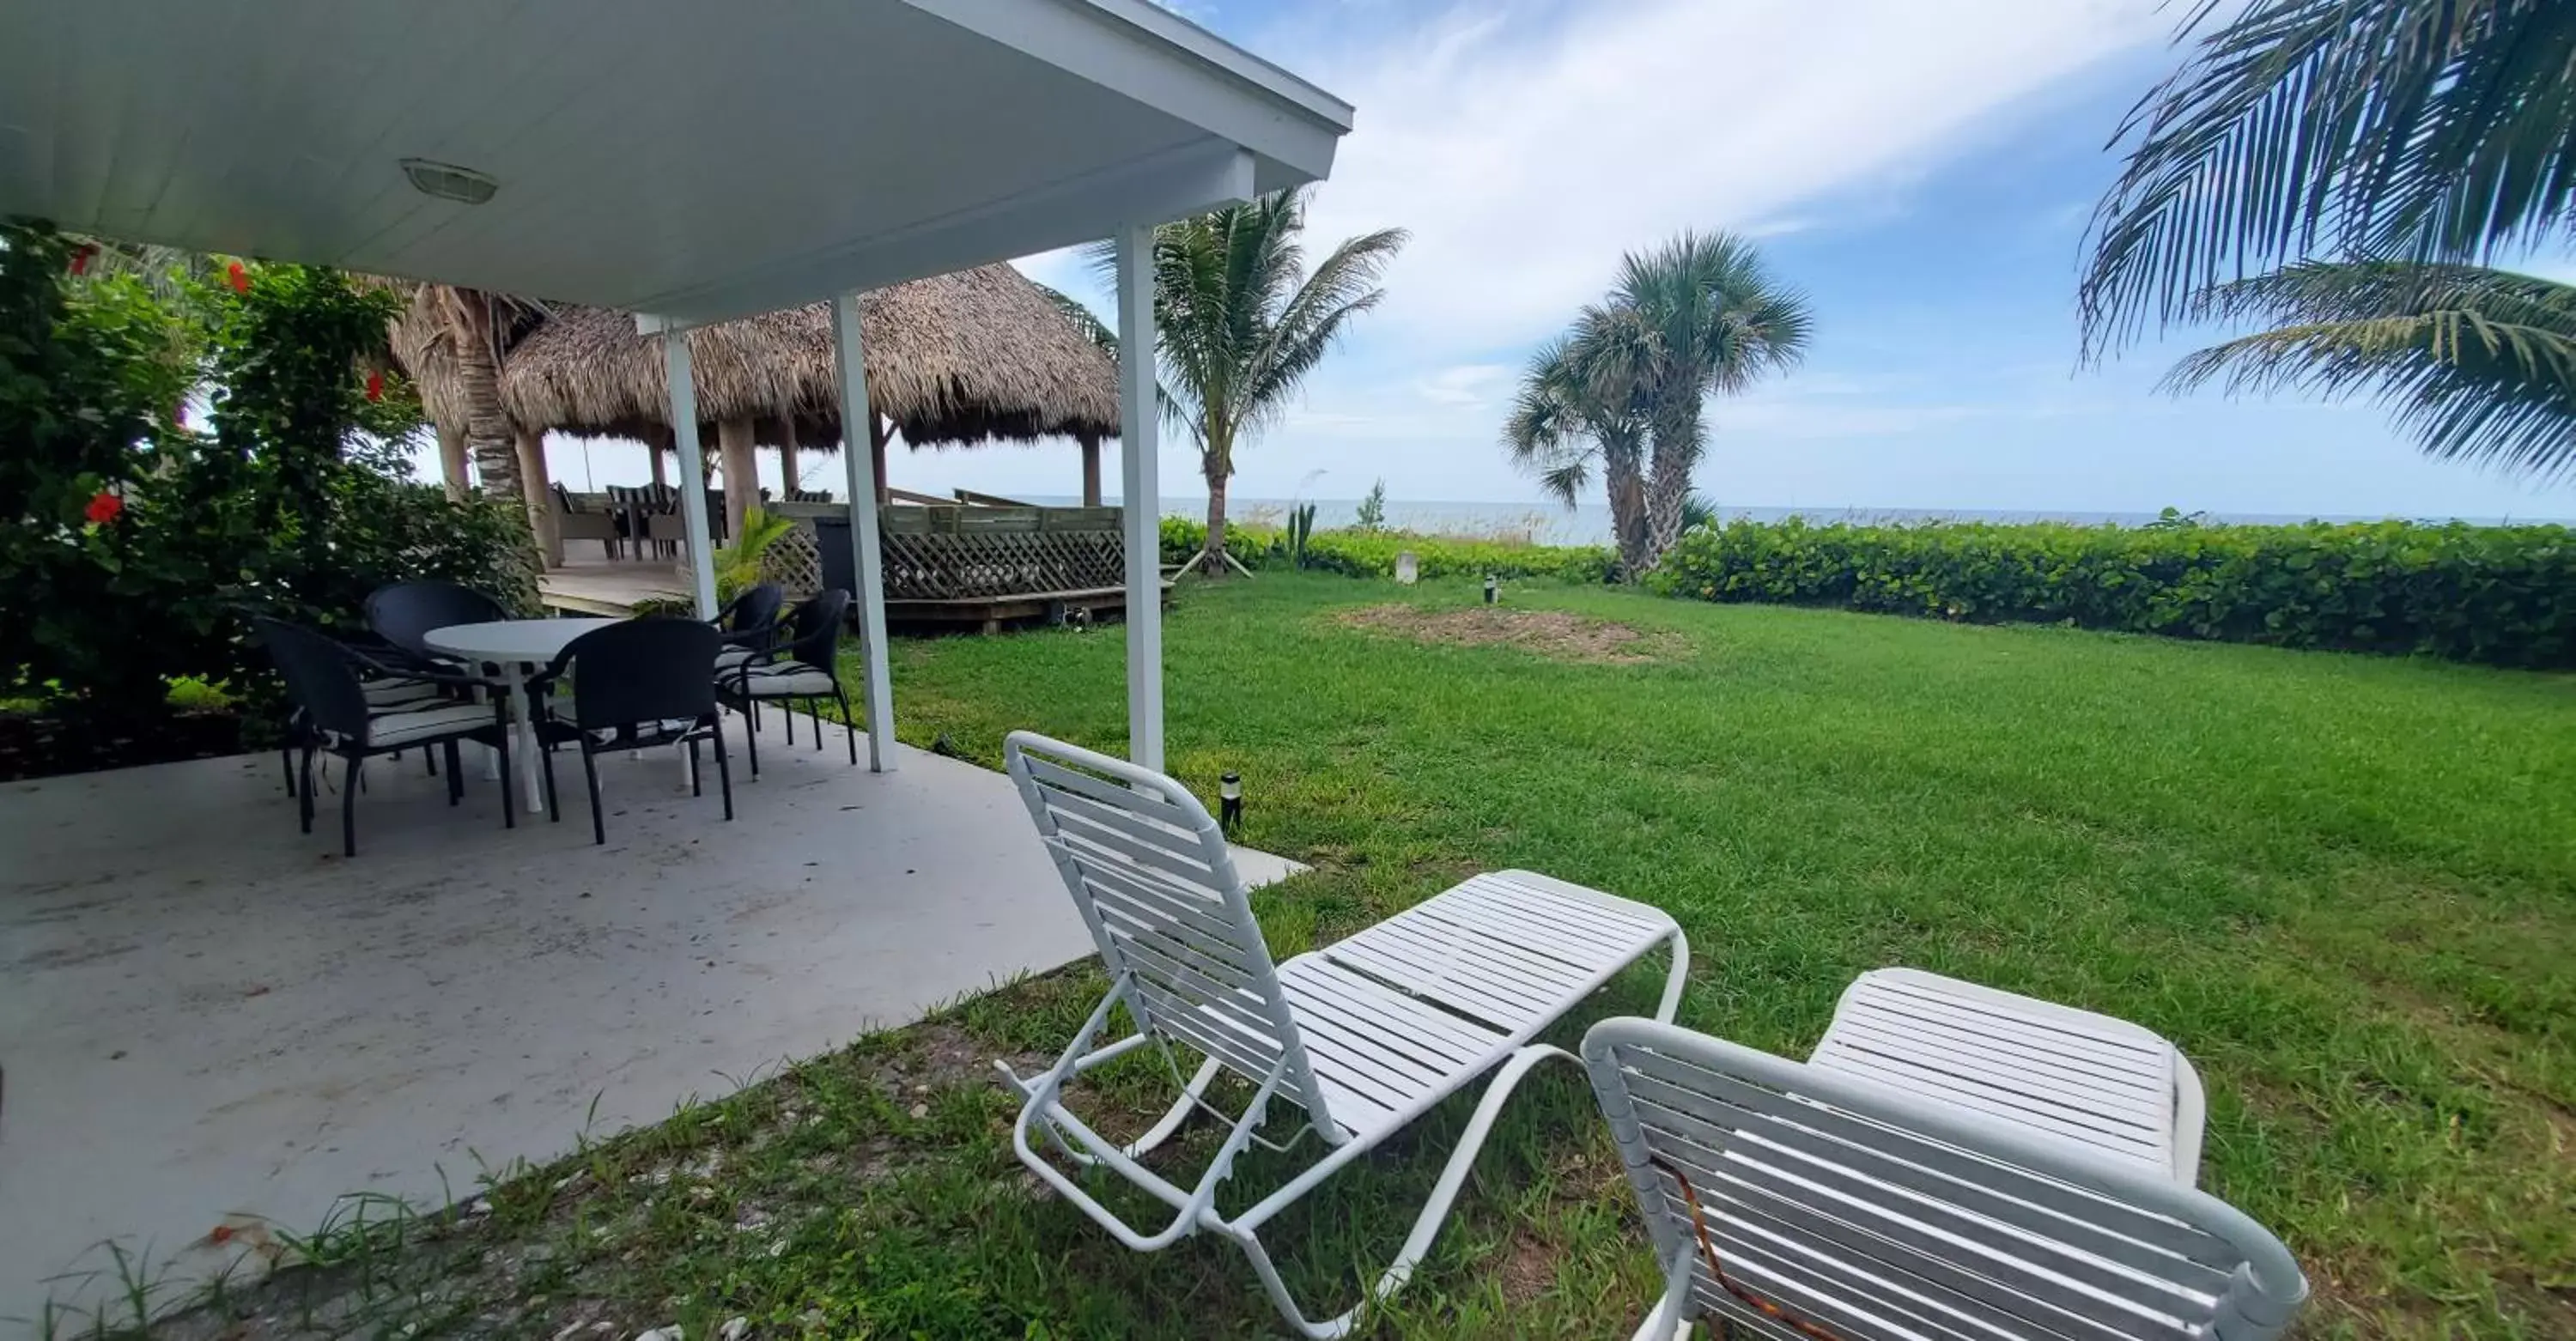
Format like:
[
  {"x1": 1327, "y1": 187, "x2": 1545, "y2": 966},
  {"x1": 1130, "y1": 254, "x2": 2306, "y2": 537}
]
[{"x1": 769, "y1": 502, "x2": 1127, "y2": 602}]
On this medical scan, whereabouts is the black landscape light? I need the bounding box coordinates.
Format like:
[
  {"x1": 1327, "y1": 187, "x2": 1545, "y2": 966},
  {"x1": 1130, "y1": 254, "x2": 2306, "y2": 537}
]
[
  {"x1": 1483, "y1": 573, "x2": 1498, "y2": 604},
  {"x1": 1219, "y1": 772, "x2": 1243, "y2": 831}
]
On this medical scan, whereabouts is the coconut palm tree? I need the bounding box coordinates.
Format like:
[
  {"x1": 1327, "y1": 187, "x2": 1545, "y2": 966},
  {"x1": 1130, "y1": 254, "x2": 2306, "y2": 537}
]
[
  {"x1": 1504, "y1": 326, "x2": 1655, "y2": 576},
  {"x1": 434, "y1": 285, "x2": 519, "y2": 501},
  {"x1": 1571, "y1": 232, "x2": 1811, "y2": 563},
  {"x1": 1091, "y1": 189, "x2": 1405, "y2": 569},
  {"x1": 2166, "y1": 261, "x2": 2576, "y2": 477},
  {"x1": 2085, "y1": 0, "x2": 2576, "y2": 349},
  {"x1": 2085, "y1": 0, "x2": 2576, "y2": 476}
]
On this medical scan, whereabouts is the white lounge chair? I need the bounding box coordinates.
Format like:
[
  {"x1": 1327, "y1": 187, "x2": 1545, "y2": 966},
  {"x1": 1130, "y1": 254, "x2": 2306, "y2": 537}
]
[
  {"x1": 1583, "y1": 981, "x2": 2307, "y2": 1341},
  {"x1": 998, "y1": 731, "x2": 1689, "y2": 1339},
  {"x1": 1814, "y1": 968, "x2": 2208, "y2": 1185}
]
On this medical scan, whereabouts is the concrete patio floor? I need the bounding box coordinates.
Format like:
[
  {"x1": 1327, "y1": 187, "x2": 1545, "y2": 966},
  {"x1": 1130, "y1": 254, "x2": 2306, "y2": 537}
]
[{"x1": 0, "y1": 714, "x2": 1299, "y2": 1325}]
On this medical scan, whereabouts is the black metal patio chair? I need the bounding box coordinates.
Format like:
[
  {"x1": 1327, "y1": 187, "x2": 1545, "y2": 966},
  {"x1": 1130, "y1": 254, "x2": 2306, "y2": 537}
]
[
  {"x1": 717, "y1": 588, "x2": 856, "y2": 775},
  {"x1": 365, "y1": 579, "x2": 509, "y2": 676},
  {"x1": 530, "y1": 618, "x2": 733, "y2": 845},
  {"x1": 255, "y1": 618, "x2": 515, "y2": 857},
  {"x1": 246, "y1": 614, "x2": 449, "y2": 802},
  {"x1": 710, "y1": 582, "x2": 786, "y2": 683}
]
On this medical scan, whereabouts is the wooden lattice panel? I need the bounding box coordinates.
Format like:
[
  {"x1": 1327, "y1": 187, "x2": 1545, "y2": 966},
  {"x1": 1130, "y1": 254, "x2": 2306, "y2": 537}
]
[
  {"x1": 765, "y1": 504, "x2": 1125, "y2": 604},
  {"x1": 763, "y1": 524, "x2": 826, "y2": 598},
  {"x1": 879, "y1": 529, "x2": 1122, "y2": 599}
]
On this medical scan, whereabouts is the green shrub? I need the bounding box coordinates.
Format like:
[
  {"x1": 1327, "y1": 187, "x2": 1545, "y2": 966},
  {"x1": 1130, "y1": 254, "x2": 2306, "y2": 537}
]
[
  {"x1": 1158, "y1": 515, "x2": 1612, "y2": 583},
  {"x1": 1649, "y1": 517, "x2": 2576, "y2": 667},
  {"x1": 1299, "y1": 530, "x2": 1616, "y2": 584},
  {"x1": 1159, "y1": 515, "x2": 1285, "y2": 569},
  {"x1": 1, "y1": 225, "x2": 535, "y2": 726}
]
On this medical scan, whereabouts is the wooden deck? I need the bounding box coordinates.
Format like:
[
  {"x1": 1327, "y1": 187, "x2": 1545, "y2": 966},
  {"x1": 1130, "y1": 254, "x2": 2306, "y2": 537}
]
[
  {"x1": 887, "y1": 582, "x2": 1171, "y2": 634},
  {"x1": 538, "y1": 556, "x2": 1167, "y2": 632},
  {"x1": 538, "y1": 556, "x2": 690, "y2": 616}
]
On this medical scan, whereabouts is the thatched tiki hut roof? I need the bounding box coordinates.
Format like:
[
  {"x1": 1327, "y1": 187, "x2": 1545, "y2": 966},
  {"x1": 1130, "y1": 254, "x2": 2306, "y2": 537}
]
[{"x1": 500, "y1": 264, "x2": 1120, "y2": 479}]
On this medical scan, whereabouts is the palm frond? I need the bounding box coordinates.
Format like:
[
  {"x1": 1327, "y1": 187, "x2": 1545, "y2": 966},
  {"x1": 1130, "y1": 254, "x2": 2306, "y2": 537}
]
[
  {"x1": 2166, "y1": 259, "x2": 2576, "y2": 476},
  {"x1": 2082, "y1": 0, "x2": 2576, "y2": 355},
  {"x1": 1503, "y1": 335, "x2": 1643, "y2": 509},
  {"x1": 1033, "y1": 280, "x2": 1118, "y2": 354}
]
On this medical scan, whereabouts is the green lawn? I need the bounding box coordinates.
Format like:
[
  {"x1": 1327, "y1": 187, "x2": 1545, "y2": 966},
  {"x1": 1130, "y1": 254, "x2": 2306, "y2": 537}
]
[{"x1": 132, "y1": 573, "x2": 2574, "y2": 1340}]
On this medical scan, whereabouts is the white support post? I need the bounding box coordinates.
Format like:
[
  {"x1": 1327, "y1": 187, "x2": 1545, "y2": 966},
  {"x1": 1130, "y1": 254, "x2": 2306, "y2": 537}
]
[
  {"x1": 1115, "y1": 224, "x2": 1164, "y2": 773},
  {"x1": 662, "y1": 331, "x2": 720, "y2": 618},
  {"x1": 830, "y1": 294, "x2": 896, "y2": 773}
]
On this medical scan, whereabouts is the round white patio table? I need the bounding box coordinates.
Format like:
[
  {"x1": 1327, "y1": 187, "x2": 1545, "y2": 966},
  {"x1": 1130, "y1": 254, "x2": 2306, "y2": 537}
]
[{"x1": 424, "y1": 617, "x2": 621, "y2": 814}]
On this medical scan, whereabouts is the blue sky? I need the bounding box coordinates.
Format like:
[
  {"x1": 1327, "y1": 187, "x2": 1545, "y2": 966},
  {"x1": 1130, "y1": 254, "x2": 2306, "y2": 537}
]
[
  {"x1": 527, "y1": 0, "x2": 2573, "y2": 520},
  {"x1": 975, "y1": 0, "x2": 2573, "y2": 521}
]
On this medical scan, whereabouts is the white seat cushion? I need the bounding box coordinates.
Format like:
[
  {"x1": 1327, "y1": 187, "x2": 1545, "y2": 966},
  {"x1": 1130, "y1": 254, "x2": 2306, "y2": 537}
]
[
  {"x1": 550, "y1": 699, "x2": 698, "y2": 735},
  {"x1": 730, "y1": 661, "x2": 836, "y2": 697},
  {"x1": 361, "y1": 701, "x2": 495, "y2": 748},
  {"x1": 361, "y1": 677, "x2": 445, "y2": 707}
]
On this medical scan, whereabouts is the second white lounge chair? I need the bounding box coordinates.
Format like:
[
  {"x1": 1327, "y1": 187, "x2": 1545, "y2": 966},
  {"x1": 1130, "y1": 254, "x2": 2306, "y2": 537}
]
[
  {"x1": 1584, "y1": 974, "x2": 2306, "y2": 1341},
  {"x1": 998, "y1": 731, "x2": 1689, "y2": 1339}
]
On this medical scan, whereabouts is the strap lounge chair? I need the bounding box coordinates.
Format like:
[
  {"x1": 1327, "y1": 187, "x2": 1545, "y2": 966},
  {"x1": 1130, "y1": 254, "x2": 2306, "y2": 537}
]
[
  {"x1": 1582, "y1": 976, "x2": 2306, "y2": 1341},
  {"x1": 997, "y1": 731, "x2": 1690, "y2": 1338}
]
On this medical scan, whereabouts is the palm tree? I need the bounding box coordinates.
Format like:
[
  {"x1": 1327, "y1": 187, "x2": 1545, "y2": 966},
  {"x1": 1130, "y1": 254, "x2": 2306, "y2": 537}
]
[
  {"x1": 2085, "y1": 0, "x2": 2576, "y2": 352},
  {"x1": 433, "y1": 285, "x2": 519, "y2": 501},
  {"x1": 2083, "y1": 0, "x2": 2576, "y2": 475},
  {"x1": 2166, "y1": 261, "x2": 2576, "y2": 477},
  {"x1": 1504, "y1": 326, "x2": 1655, "y2": 576},
  {"x1": 1570, "y1": 233, "x2": 1811, "y2": 563},
  {"x1": 1091, "y1": 189, "x2": 1405, "y2": 569}
]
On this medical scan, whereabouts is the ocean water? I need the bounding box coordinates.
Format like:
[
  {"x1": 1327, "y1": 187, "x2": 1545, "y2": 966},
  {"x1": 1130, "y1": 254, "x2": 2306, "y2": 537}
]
[{"x1": 1020, "y1": 496, "x2": 2570, "y2": 546}]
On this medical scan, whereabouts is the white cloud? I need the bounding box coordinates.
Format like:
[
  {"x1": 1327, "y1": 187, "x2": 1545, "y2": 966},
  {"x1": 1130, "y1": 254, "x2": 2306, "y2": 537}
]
[
  {"x1": 1413, "y1": 362, "x2": 1512, "y2": 406},
  {"x1": 1290, "y1": 0, "x2": 2172, "y2": 351}
]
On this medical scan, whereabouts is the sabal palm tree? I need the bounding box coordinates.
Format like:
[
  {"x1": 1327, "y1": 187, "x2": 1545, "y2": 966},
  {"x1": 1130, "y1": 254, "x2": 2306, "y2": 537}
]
[
  {"x1": 1572, "y1": 232, "x2": 1811, "y2": 561},
  {"x1": 1504, "y1": 326, "x2": 1655, "y2": 575},
  {"x1": 2167, "y1": 261, "x2": 2576, "y2": 477},
  {"x1": 1091, "y1": 189, "x2": 1405, "y2": 567}
]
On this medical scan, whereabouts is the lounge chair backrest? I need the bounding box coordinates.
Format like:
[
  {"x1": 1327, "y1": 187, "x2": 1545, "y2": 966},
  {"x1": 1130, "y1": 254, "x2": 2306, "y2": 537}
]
[
  {"x1": 1582, "y1": 1017, "x2": 2307, "y2": 1341},
  {"x1": 1005, "y1": 731, "x2": 1335, "y2": 1131}
]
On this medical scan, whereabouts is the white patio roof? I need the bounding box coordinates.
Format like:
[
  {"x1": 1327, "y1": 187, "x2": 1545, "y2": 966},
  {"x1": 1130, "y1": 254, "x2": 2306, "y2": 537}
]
[{"x1": 0, "y1": 0, "x2": 1352, "y2": 324}]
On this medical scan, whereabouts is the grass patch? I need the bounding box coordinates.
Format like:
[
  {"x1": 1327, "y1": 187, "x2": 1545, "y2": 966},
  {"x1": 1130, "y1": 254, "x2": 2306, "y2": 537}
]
[{"x1": 111, "y1": 573, "x2": 2575, "y2": 1338}]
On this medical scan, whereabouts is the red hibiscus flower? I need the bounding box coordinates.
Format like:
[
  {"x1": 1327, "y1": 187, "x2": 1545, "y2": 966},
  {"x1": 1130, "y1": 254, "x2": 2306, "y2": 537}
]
[
  {"x1": 227, "y1": 262, "x2": 249, "y2": 294},
  {"x1": 365, "y1": 370, "x2": 386, "y2": 403},
  {"x1": 85, "y1": 491, "x2": 124, "y2": 525},
  {"x1": 69, "y1": 243, "x2": 97, "y2": 276}
]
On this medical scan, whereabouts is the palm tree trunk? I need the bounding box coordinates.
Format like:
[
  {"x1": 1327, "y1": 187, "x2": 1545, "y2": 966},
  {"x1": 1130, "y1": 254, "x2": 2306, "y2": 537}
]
[
  {"x1": 869, "y1": 413, "x2": 892, "y2": 507},
  {"x1": 1644, "y1": 452, "x2": 1692, "y2": 564},
  {"x1": 442, "y1": 288, "x2": 519, "y2": 502},
  {"x1": 718, "y1": 416, "x2": 757, "y2": 541},
  {"x1": 515, "y1": 428, "x2": 561, "y2": 568},
  {"x1": 1604, "y1": 446, "x2": 1654, "y2": 578},
  {"x1": 1641, "y1": 406, "x2": 1703, "y2": 568},
  {"x1": 1201, "y1": 429, "x2": 1231, "y2": 568},
  {"x1": 1204, "y1": 472, "x2": 1230, "y2": 566},
  {"x1": 777, "y1": 415, "x2": 799, "y2": 495},
  {"x1": 436, "y1": 421, "x2": 470, "y2": 500}
]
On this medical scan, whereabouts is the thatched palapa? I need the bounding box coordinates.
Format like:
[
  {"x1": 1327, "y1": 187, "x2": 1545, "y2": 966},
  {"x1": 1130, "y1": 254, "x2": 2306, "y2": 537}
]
[{"x1": 497, "y1": 264, "x2": 1119, "y2": 451}]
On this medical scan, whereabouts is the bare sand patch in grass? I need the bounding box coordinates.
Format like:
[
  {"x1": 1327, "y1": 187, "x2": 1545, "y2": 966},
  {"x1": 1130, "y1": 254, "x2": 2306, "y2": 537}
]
[{"x1": 1334, "y1": 604, "x2": 1681, "y2": 664}]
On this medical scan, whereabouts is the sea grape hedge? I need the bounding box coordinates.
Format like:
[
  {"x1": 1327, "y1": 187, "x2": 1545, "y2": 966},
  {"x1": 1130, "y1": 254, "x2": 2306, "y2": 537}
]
[
  {"x1": 1647, "y1": 518, "x2": 2576, "y2": 667},
  {"x1": 1158, "y1": 517, "x2": 1615, "y2": 583}
]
